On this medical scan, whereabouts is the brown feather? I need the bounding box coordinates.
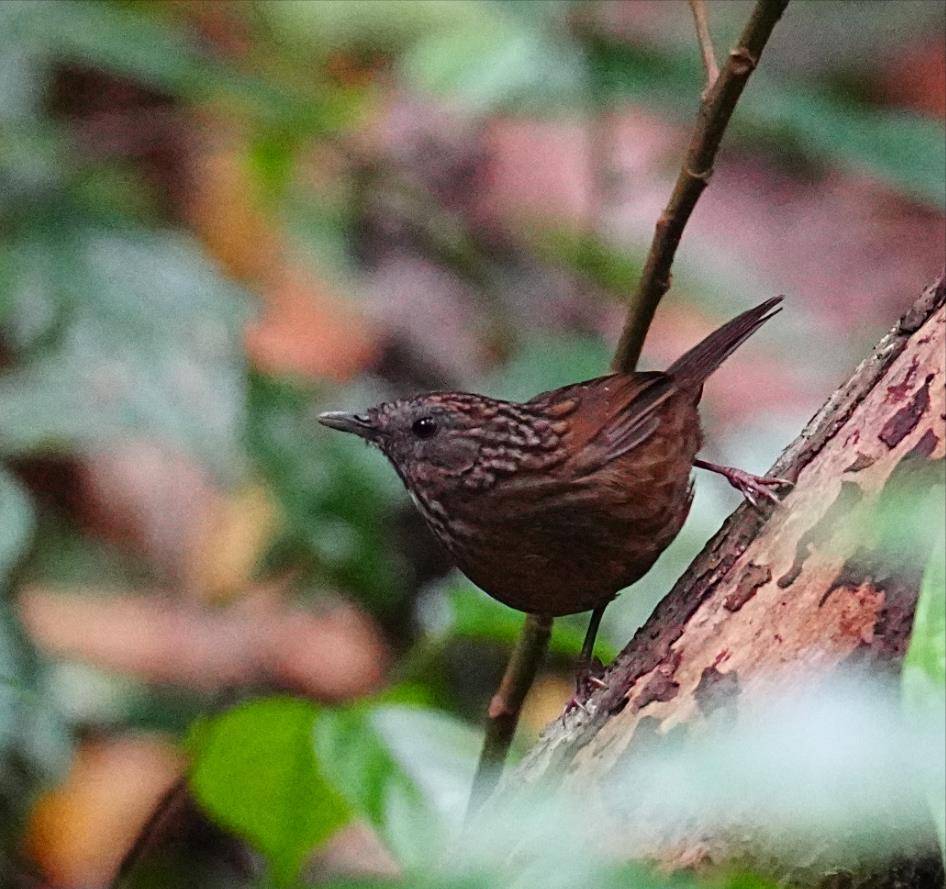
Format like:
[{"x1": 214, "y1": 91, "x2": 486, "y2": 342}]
[
  {"x1": 668, "y1": 296, "x2": 782, "y2": 391},
  {"x1": 319, "y1": 296, "x2": 785, "y2": 616}
]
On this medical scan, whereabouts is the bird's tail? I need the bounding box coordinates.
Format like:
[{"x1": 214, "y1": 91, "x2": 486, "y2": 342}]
[{"x1": 667, "y1": 296, "x2": 783, "y2": 391}]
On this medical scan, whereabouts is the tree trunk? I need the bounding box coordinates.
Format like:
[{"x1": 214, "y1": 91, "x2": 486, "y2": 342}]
[{"x1": 501, "y1": 277, "x2": 945, "y2": 884}]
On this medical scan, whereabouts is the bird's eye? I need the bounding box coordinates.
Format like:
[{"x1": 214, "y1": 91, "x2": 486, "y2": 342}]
[{"x1": 411, "y1": 416, "x2": 438, "y2": 439}]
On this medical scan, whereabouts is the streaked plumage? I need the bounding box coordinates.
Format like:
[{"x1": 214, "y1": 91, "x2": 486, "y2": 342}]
[{"x1": 319, "y1": 297, "x2": 782, "y2": 617}]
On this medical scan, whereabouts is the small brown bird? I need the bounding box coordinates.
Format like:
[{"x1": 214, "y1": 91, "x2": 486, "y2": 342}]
[{"x1": 319, "y1": 298, "x2": 788, "y2": 671}]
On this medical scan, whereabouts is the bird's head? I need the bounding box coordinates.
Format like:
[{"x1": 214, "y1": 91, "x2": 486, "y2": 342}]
[{"x1": 318, "y1": 393, "x2": 495, "y2": 491}]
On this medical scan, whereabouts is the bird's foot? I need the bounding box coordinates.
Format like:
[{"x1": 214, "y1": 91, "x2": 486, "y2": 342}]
[
  {"x1": 561, "y1": 658, "x2": 606, "y2": 722},
  {"x1": 694, "y1": 459, "x2": 792, "y2": 509},
  {"x1": 561, "y1": 696, "x2": 587, "y2": 722}
]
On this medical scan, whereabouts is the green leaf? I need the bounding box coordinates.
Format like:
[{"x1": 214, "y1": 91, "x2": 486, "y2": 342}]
[
  {"x1": 258, "y1": 0, "x2": 485, "y2": 55},
  {"x1": 315, "y1": 704, "x2": 479, "y2": 868},
  {"x1": 2, "y1": 0, "x2": 207, "y2": 96},
  {"x1": 400, "y1": 4, "x2": 585, "y2": 113},
  {"x1": 429, "y1": 577, "x2": 617, "y2": 661},
  {"x1": 0, "y1": 230, "x2": 250, "y2": 480},
  {"x1": 263, "y1": 0, "x2": 575, "y2": 106},
  {"x1": 0, "y1": 466, "x2": 34, "y2": 587},
  {"x1": 532, "y1": 228, "x2": 644, "y2": 298},
  {"x1": 743, "y1": 77, "x2": 946, "y2": 209},
  {"x1": 904, "y1": 538, "x2": 946, "y2": 687},
  {"x1": 0, "y1": 467, "x2": 62, "y2": 796},
  {"x1": 0, "y1": 1, "x2": 334, "y2": 131},
  {"x1": 189, "y1": 696, "x2": 352, "y2": 886},
  {"x1": 0, "y1": 606, "x2": 26, "y2": 756},
  {"x1": 248, "y1": 375, "x2": 408, "y2": 613},
  {"x1": 903, "y1": 532, "x2": 946, "y2": 860},
  {"x1": 478, "y1": 333, "x2": 610, "y2": 404},
  {"x1": 0, "y1": 45, "x2": 68, "y2": 201}
]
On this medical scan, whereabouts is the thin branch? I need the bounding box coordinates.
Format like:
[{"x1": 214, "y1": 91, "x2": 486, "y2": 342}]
[
  {"x1": 467, "y1": 612, "x2": 553, "y2": 817},
  {"x1": 112, "y1": 776, "x2": 188, "y2": 888},
  {"x1": 109, "y1": 688, "x2": 249, "y2": 888},
  {"x1": 688, "y1": 0, "x2": 720, "y2": 95},
  {"x1": 612, "y1": 0, "x2": 791, "y2": 373}
]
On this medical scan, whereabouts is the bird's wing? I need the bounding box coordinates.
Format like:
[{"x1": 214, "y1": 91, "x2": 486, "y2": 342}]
[
  {"x1": 601, "y1": 373, "x2": 676, "y2": 456},
  {"x1": 547, "y1": 371, "x2": 677, "y2": 475}
]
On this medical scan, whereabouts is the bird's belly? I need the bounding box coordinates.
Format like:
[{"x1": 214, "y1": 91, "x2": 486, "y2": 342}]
[
  {"x1": 441, "y1": 487, "x2": 691, "y2": 616},
  {"x1": 424, "y1": 393, "x2": 701, "y2": 616}
]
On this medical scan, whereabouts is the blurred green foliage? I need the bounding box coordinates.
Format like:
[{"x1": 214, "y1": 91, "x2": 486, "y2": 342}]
[
  {"x1": 0, "y1": 0, "x2": 943, "y2": 886},
  {"x1": 248, "y1": 376, "x2": 408, "y2": 612},
  {"x1": 190, "y1": 697, "x2": 351, "y2": 887},
  {"x1": 430, "y1": 578, "x2": 617, "y2": 661},
  {"x1": 316, "y1": 703, "x2": 479, "y2": 868},
  {"x1": 189, "y1": 694, "x2": 480, "y2": 883},
  {"x1": 478, "y1": 332, "x2": 611, "y2": 402},
  {"x1": 903, "y1": 532, "x2": 946, "y2": 862},
  {"x1": 0, "y1": 468, "x2": 33, "y2": 582},
  {"x1": 315, "y1": 865, "x2": 778, "y2": 889},
  {"x1": 191, "y1": 693, "x2": 791, "y2": 889},
  {"x1": 587, "y1": 35, "x2": 946, "y2": 207},
  {"x1": 0, "y1": 232, "x2": 250, "y2": 477}
]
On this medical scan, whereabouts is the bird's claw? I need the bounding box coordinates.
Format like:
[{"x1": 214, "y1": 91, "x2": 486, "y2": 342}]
[
  {"x1": 695, "y1": 458, "x2": 793, "y2": 509},
  {"x1": 736, "y1": 472, "x2": 792, "y2": 508},
  {"x1": 719, "y1": 467, "x2": 792, "y2": 509},
  {"x1": 561, "y1": 659, "x2": 607, "y2": 723},
  {"x1": 561, "y1": 696, "x2": 589, "y2": 724}
]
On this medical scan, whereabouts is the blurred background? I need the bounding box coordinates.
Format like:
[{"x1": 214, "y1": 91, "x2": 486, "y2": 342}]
[{"x1": 0, "y1": 1, "x2": 943, "y2": 887}]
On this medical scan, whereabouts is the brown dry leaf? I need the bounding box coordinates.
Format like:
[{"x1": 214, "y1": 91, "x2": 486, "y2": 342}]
[
  {"x1": 176, "y1": 1, "x2": 256, "y2": 59},
  {"x1": 80, "y1": 448, "x2": 288, "y2": 604},
  {"x1": 309, "y1": 821, "x2": 401, "y2": 883},
  {"x1": 79, "y1": 442, "x2": 219, "y2": 589},
  {"x1": 188, "y1": 127, "x2": 379, "y2": 382},
  {"x1": 478, "y1": 116, "x2": 604, "y2": 227},
  {"x1": 480, "y1": 113, "x2": 944, "y2": 332},
  {"x1": 879, "y1": 39, "x2": 946, "y2": 119},
  {"x1": 25, "y1": 735, "x2": 183, "y2": 889},
  {"x1": 264, "y1": 599, "x2": 390, "y2": 701},
  {"x1": 19, "y1": 587, "x2": 389, "y2": 700},
  {"x1": 186, "y1": 482, "x2": 281, "y2": 602},
  {"x1": 187, "y1": 127, "x2": 278, "y2": 284},
  {"x1": 364, "y1": 254, "x2": 491, "y2": 384},
  {"x1": 518, "y1": 672, "x2": 573, "y2": 737},
  {"x1": 244, "y1": 263, "x2": 379, "y2": 382}
]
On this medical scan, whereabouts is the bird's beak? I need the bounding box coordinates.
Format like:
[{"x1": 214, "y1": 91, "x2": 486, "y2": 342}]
[{"x1": 317, "y1": 411, "x2": 378, "y2": 440}]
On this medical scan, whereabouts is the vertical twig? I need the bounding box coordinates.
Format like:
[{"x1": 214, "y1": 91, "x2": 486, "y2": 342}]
[
  {"x1": 467, "y1": 613, "x2": 553, "y2": 816},
  {"x1": 112, "y1": 777, "x2": 188, "y2": 888},
  {"x1": 612, "y1": 0, "x2": 791, "y2": 373},
  {"x1": 688, "y1": 0, "x2": 720, "y2": 96}
]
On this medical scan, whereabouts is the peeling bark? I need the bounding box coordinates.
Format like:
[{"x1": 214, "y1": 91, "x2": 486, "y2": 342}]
[{"x1": 499, "y1": 277, "x2": 946, "y2": 886}]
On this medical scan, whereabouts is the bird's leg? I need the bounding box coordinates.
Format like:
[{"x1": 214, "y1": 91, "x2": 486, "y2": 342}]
[
  {"x1": 562, "y1": 605, "x2": 608, "y2": 719},
  {"x1": 694, "y1": 457, "x2": 792, "y2": 508},
  {"x1": 577, "y1": 604, "x2": 607, "y2": 689}
]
